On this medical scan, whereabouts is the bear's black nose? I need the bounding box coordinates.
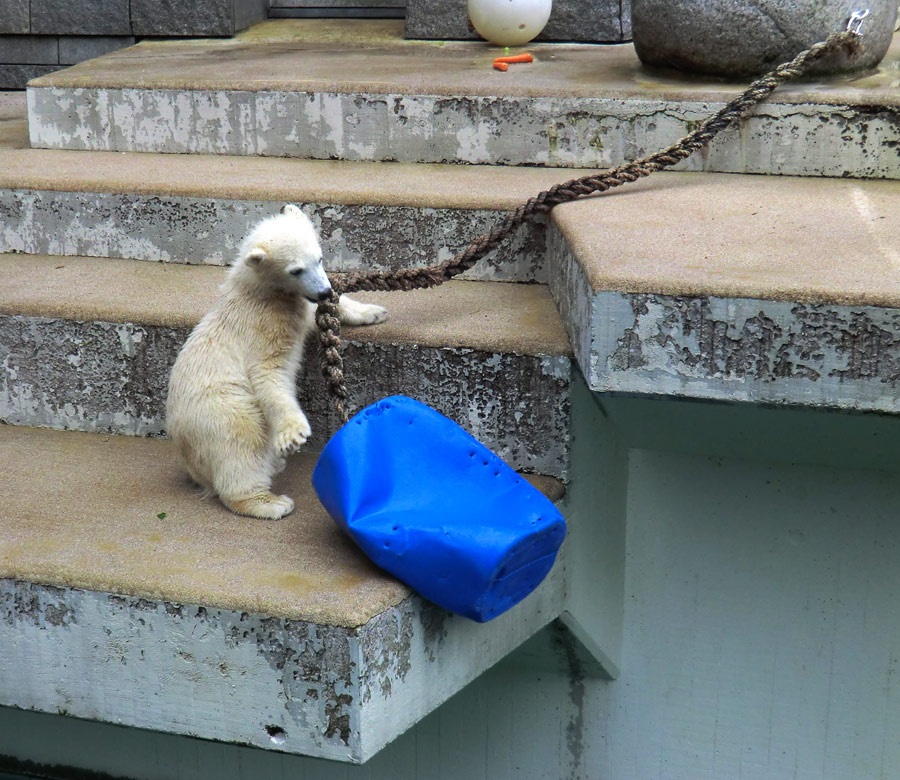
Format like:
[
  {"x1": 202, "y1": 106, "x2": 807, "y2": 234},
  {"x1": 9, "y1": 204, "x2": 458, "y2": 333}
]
[{"x1": 317, "y1": 289, "x2": 333, "y2": 302}]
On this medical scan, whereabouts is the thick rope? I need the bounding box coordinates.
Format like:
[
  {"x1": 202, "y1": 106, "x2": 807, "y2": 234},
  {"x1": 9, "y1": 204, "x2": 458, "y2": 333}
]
[{"x1": 317, "y1": 30, "x2": 863, "y2": 424}]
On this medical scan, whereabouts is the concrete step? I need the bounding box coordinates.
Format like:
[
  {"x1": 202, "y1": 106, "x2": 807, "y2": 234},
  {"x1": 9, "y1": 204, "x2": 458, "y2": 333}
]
[
  {"x1": 0, "y1": 253, "x2": 572, "y2": 478},
  {"x1": 549, "y1": 170, "x2": 900, "y2": 414},
  {"x1": 26, "y1": 19, "x2": 900, "y2": 177},
  {"x1": 0, "y1": 424, "x2": 566, "y2": 762},
  {"x1": 0, "y1": 106, "x2": 591, "y2": 282}
]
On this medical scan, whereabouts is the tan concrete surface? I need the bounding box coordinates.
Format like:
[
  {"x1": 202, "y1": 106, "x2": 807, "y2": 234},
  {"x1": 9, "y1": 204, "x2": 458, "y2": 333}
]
[
  {"x1": 0, "y1": 254, "x2": 572, "y2": 356},
  {"x1": 553, "y1": 171, "x2": 900, "y2": 308},
  {"x1": 0, "y1": 117, "x2": 26, "y2": 150},
  {"x1": 29, "y1": 19, "x2": 900, "y2": 107},
  {"x1": 0, "y1": 91, "x2": 26, "y2": 121},
  {"x1": 0, "y1": 425, "x2": 564, "y2": 625},
  {"x1": 0, "y1": 94, "x2": 27, "y2": 151},
  {"x1": 0, "y1": 111, "x2": 594, "y2": 211},
  {"x1": 0, "y1": 425, "x2": 410, "y2": 627}
]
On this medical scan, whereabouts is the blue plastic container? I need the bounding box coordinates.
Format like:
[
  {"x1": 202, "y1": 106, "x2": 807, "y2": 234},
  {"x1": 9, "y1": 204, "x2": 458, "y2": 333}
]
[{"x1": 312, "y1": 396, "x2": 566, "y2": 622}]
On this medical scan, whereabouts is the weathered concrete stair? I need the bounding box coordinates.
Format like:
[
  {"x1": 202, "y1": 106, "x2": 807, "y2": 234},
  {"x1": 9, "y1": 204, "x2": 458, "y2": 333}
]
[
  {"x1": 0, "y1": 107, "x2": 589, "y2": 282},
  {"x1": 0, "y1": 253, "x2": 572, "y2": 478},
  {"x1": 0, "y1": 424, "x2": 565, "y2": 763},
  {"x1": 25, "y1": 19, "x2": 900, "y2": 177},
  {"x1": 550, "y1": 171, "x2": 900, "y2": 413},
  {"x1": 6, "y1": 92, "x2": 900, "y2": 418}
]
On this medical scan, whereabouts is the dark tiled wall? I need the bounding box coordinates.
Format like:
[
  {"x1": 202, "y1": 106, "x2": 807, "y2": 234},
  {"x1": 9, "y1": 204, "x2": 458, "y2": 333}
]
[
  {"x1": 0, "y1": 0, "x2": 29, "y2": 34},
  {"x1": 0, "y1": 34, "x2": 136, "y2": 86},
  {"x1": 1, "y1": 0, "x2": 268, "y2": 36},
  {"x1": 0, "y1": 0, "x2": 268, "y2": 87},
  {"x1": 31, "y1": 0, "x2": 131, "y2": 35}
]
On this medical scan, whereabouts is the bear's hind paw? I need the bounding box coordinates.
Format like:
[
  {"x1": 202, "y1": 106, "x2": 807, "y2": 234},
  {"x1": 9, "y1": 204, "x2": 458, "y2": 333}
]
[{"x1": 222, "y1": 492, "x2": 295, "y2": 520}]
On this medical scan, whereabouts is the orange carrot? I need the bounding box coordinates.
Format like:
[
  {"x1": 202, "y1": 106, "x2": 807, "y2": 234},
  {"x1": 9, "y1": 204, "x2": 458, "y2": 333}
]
[
  {"x1": 494, "y1": 53, "x2": 534, "y2": 64},
  {"x1": 493, "y1": 61, "x2": 509, "y2": 71}
]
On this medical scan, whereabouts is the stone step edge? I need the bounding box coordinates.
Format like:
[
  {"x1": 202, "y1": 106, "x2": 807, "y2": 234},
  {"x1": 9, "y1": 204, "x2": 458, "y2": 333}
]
[
  {"x1": 0, "y1": 254, "x2": 571, "y2": 357},
  {"x1": 3, "y1": 116, "x2": 597, "y2": 212},
  {"x1": 546, "y1": 189, "x2": 900, "y2": 415},
  {"x1": 0, "y1": 421, "x2": 566, "y2": 761},
  {"x1": 25, "y1": 82, "x2": 900, "y2": 175},
  {"x1": 0, "y1": 254, "x2": 573, "y2": 478},
  {"x1": 2, "y1": 571, "x2": 565, "y2": 762},
  {"x1": 0, "y1": 425, "x2": 563, "y2": 628},
  {"x1": 0, "y1": 186, "x2": 548, "y2": 281},
  {"x1": 1, "y1": 113, "x2": 591, "y2": 280}
]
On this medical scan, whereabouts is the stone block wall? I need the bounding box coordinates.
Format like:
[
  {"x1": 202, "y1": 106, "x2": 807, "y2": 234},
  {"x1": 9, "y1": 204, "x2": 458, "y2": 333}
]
[
  {"x1": 0, "y1": 34, "x2": 135, "y2": 87},
  {"x1": 405, "y1": 0, "x2": 632, "y2": 42},
  {"x1": 0, "y1": 0, "x2": 268, "y2": 88},
  {"x1": 271, "y1": 1, "x2": 405, "y2": 7}
]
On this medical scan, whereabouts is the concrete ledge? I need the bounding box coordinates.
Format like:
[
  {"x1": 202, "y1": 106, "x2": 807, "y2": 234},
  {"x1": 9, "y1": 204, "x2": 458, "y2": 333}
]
[
  {"x1": 549, "y1": 172, "x2": 900, "y2": 413},
  {"x1": 24, "y1": 23, "x2": 900, "y2": 175},
  {"x1": 0, "y1": 188, "x2": 548, "y2": 282},
  {"x1": 0, "y1": 112, "x2": 594, "y2": 281},
  {"x1": 0, "y1": 426, "x2": 565, "y2": 761},
  {"x1": 0, "y1": 255, "x2": 572, "y2": 477}
]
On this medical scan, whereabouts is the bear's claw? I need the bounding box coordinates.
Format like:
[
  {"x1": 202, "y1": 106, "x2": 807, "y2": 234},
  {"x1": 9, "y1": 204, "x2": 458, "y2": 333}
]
[{"x1": 274, "y1": 413, "x2": 312, "y2": 456}]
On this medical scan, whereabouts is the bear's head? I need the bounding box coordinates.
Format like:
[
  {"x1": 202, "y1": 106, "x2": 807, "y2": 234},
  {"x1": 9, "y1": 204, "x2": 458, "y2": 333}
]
[{"x1": 237, "y1": 204, "x2": 333, "y2": 302}]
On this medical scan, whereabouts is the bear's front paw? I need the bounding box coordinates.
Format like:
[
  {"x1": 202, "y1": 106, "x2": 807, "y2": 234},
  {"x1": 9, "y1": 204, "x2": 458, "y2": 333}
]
[
  {"x1": 274, "y1": 413, "x2": 312, "y2": 456},
  {"x1": 354, "y1": 302, "x2": 388, "y2": 326},
  {"x1": 339, "y1": 297, "x2": 388, "y2": 327}
]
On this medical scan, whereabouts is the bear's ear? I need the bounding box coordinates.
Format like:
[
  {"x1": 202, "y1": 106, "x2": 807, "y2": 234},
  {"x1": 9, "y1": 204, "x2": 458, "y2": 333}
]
[
  {"x1": 280, "y1": 204, "x2": 301, "y2": 216},
  {"x1": 246, "y1": 247, "x2": 267, "y2": 267}
]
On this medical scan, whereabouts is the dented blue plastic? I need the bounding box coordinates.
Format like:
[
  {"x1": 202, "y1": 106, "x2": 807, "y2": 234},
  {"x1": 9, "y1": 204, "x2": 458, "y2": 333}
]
[{"x1": 312, "y1": 396, "x2": 566, "y2": 622}]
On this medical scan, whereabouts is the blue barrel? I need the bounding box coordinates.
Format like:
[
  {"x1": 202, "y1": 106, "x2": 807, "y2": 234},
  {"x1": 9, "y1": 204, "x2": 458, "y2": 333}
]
[{"x1": 312, "y1": 396, "x2": 566, "y2": 622}]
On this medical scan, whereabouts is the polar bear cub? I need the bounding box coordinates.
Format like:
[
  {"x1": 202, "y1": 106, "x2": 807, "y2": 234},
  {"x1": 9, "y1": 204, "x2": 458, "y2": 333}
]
[{"x1": 166, "y1": 204, "x2": 387, "y2": 520}]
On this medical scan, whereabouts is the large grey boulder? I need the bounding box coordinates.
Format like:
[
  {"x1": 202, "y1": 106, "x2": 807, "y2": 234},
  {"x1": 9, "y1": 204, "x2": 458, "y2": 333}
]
[{"x1": 632, "y1": 0, "x2": 898, "y2": 78}]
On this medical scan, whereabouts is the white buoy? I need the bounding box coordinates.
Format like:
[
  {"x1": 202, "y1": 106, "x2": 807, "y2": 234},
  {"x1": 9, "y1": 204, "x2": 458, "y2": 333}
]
[{"x1": 467, "y1": 0, "x2": 553, "y2": 47}]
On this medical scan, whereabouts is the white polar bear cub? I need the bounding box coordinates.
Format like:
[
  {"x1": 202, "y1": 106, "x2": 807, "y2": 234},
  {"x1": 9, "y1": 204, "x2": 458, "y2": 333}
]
[{"x1": 166, "y1": 204, "x2": 387, "y2": 520}]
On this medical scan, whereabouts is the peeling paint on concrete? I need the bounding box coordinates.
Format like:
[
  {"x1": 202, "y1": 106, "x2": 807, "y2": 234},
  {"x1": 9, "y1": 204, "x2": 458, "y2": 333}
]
[
  {"x1": 549, "y1": 222, "x2": 900, "y2": 412},
  {"x1": 1, "y1": 580, "x2": 363, "y2": 760},
  {"x1": 1, "y1": 583, "x2": 76, "y2": 629},
  {"x1": 0, "y1": 315, "x2": 571, "y2": 478},
  {"x1": 547, "y1": 224, "x2": 597, "y2": 371},
  {"x1": 0, "y1": 565, "x2": 565, "y2": 762},
  {"x1": 0, "y1": 189, "x2": 546, "y2": 281},
  {"x1": 0, "y1": 317, "x2": 184, "y2": 437},
  {"x1": 420, "y1": 603, "x2": 449, "y2": 664},
  {"x1": 579, "y1": 289, "x2": 900, "y2": 411},
  {"x1": 358, "y1": 601, "x2": 415, "y2": 704},
  {"x1": 27, "y1": 86, "x2": 900, "y2": 177}
]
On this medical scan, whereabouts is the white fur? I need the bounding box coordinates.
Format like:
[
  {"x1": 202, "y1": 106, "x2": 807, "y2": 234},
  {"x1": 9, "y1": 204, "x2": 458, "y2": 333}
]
[{"x1": 166, "y1": 204, "x2": 387, "y2": 520}]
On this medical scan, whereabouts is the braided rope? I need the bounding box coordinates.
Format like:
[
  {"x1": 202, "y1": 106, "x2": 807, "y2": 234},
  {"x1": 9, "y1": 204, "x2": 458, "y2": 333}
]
[{"x1": 317, "y1": 30, "x2": 863, "y2": 424}]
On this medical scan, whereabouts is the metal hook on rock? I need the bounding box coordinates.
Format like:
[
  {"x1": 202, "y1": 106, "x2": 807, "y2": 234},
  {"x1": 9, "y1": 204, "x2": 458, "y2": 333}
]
[{"x1": 847, "y1": 8, "x2": 870, "y2": 35}]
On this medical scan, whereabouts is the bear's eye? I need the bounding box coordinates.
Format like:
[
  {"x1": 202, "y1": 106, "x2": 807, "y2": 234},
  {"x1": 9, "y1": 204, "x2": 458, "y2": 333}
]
[{"x1": 288, "y1": 267, "x2": 303, "y2": 278}]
